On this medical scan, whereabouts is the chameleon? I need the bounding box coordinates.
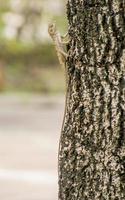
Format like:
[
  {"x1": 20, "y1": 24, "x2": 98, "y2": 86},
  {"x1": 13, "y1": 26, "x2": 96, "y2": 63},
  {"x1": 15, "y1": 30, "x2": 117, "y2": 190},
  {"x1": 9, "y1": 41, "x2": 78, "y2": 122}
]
[{"x1": 48, "y1": 22, "x2": 69, "y2": 67}]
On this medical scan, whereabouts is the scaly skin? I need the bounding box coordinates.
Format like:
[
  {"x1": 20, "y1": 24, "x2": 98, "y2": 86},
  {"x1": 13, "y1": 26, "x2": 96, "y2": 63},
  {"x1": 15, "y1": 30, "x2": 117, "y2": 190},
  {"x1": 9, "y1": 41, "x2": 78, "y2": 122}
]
[{"x1": 48, "y1": 22, "x2": 69, "y2": 67}]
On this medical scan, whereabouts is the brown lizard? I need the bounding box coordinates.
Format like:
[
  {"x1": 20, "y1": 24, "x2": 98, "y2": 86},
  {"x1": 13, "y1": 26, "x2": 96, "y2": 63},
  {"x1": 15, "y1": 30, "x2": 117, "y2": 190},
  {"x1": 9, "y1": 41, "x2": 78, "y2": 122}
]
[
  {"x1": 48, "y1": 22, "x2": 70, "y2": 180},
  {"x1": 48, "y1": 22, "x2": 69, "y2": 67}
]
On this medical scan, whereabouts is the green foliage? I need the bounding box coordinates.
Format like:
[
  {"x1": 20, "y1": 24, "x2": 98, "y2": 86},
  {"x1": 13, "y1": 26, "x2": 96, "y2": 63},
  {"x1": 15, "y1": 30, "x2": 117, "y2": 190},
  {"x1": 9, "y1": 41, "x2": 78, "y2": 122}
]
[
  {"x1": 5, "y1": 64, "x2": 65, "y2": 93},
  {"x1": 0, "y1": 1, "x2": 9, "y2": 36},
  {"x1": 0, "y1": 0, "x2": 67, "y2": 93},
  {"x1": 0, "y1": 39, "x2": 58, "y2": 66},
  {"x1": 0, "y1": 39, "x2": 65, "y2": 93}
]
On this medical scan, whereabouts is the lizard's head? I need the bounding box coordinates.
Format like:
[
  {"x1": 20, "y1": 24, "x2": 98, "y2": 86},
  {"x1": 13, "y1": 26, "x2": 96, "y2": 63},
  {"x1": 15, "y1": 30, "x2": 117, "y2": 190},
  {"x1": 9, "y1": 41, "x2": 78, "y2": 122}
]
[{"x1": 48, "y1": 22, "x2": 57, "y2": 36}]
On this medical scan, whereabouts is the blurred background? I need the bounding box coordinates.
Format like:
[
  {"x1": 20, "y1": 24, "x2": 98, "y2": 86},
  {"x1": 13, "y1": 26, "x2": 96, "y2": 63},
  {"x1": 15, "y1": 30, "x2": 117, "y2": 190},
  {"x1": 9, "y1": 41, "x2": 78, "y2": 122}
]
[{"x1": 0, "y1": 0, "x2": 67, "y2": 199}]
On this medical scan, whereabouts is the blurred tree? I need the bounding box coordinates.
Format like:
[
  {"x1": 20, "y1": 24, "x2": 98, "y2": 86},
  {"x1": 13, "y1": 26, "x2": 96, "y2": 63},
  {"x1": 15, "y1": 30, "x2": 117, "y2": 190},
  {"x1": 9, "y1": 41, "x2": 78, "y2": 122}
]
[
  {"x1": 16, "y1": 0, "x2": 43, "y2": 41},
  {"x1": 58, "y1": 0, "x2": 125, "y2": 199},
  {"x1": 4, "y1": 0, "x2": 43, "y2": 42},
  {"x1": 3, "y1": 0, "x2": 65, "y2": 43}
]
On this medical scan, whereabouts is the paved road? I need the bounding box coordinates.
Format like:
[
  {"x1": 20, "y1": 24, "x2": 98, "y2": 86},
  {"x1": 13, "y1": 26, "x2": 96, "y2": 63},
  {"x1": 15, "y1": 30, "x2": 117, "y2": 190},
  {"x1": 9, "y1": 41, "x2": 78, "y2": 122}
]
[{"x1": 0, "y1": 94, "x2": 65, "y2": 200}]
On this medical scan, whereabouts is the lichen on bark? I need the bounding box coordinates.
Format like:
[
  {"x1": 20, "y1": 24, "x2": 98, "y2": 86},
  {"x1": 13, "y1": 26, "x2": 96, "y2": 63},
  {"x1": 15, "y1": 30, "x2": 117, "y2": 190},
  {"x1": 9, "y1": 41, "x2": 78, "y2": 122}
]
[{"x1": 58, "y1": 0, "x2": 125, "y2": 199}]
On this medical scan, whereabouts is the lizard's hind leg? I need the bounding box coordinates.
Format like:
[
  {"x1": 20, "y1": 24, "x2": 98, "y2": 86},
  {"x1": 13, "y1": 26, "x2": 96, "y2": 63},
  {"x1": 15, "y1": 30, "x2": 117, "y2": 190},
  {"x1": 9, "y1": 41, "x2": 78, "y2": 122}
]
[{"x1": 58, "y1": 49, "x2": 68, "y2": 59}]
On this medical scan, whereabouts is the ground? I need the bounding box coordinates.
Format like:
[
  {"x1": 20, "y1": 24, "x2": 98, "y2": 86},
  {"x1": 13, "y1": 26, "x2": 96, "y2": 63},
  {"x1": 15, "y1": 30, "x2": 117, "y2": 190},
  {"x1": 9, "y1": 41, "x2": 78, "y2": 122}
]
[{"x1": 0, "y1": 93, "x2": 64, "y2": 200}]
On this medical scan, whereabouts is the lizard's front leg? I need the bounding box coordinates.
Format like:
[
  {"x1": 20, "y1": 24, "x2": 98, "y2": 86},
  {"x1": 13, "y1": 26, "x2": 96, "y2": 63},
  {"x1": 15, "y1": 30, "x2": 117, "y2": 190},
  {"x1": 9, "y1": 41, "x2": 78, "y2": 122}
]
[{"x1": 61, "y1": 33, "x2": 70, "y2": 44}]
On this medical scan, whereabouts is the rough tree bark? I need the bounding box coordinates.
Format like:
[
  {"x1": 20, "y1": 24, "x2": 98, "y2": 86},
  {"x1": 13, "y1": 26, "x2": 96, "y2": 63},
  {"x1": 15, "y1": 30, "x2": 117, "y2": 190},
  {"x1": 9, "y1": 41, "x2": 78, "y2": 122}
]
[{"x1": 58, "y1": 0, "x2": 125, "y2": 199}]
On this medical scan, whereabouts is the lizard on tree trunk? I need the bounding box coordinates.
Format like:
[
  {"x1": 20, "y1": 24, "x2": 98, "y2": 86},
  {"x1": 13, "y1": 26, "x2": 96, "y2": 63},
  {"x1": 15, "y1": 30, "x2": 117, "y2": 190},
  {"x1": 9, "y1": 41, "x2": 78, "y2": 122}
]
[{"x1": 58, "y1": 1, "x2": 125, "y2": 200}]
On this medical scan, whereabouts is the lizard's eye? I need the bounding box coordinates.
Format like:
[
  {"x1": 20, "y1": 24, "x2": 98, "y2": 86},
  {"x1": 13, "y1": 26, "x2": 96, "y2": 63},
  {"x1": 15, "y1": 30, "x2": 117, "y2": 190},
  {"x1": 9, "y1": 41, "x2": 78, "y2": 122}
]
[
  {"x1": 48, "y1": 23, "x2": 56, "y2": 35},
  {"x1": 50, "y1": 27, "x2": 54, "y2": 33}
]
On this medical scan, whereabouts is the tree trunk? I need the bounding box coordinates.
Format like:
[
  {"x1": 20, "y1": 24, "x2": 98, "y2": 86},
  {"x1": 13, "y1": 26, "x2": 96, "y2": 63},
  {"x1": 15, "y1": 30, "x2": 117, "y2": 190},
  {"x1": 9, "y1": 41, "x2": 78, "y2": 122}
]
[{"x1": 58, "y1": 1, "x2": 125, "y2": 199}]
